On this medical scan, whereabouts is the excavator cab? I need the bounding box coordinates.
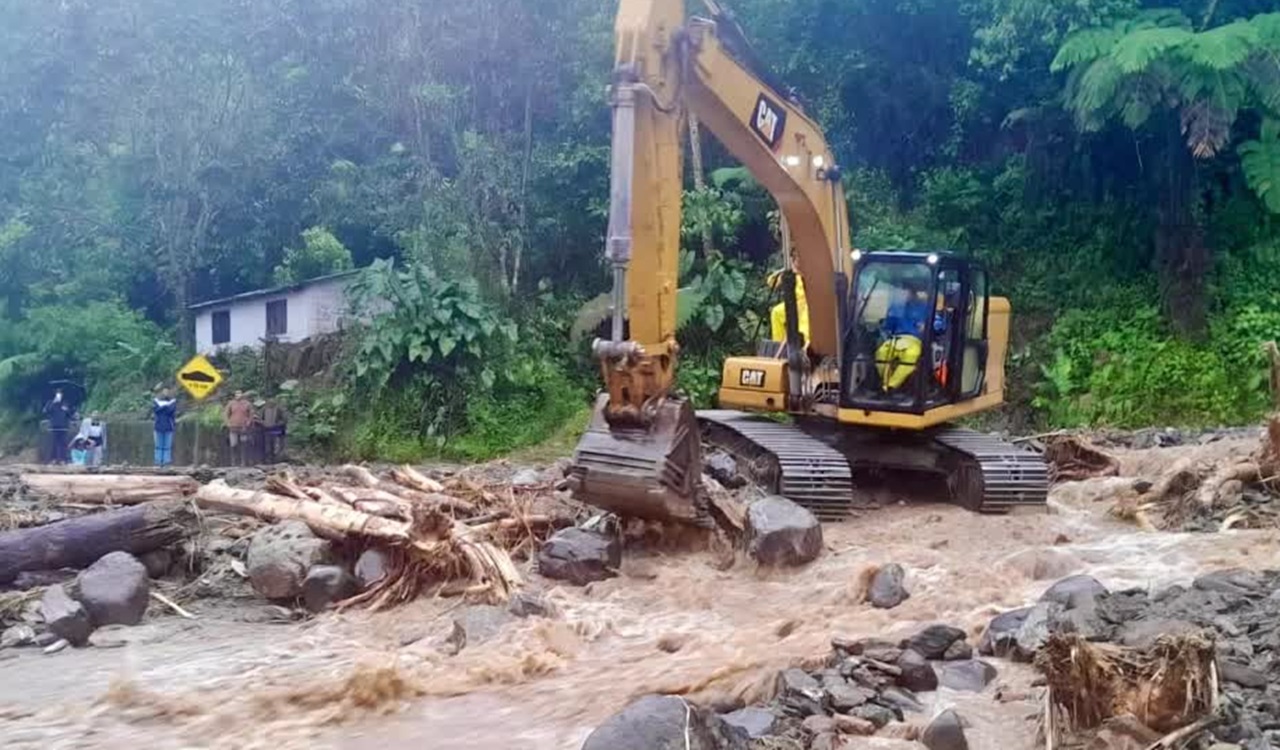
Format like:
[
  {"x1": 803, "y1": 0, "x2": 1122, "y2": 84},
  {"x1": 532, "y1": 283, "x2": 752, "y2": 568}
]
[{"x1": 843, "y1": 252, "x2": 989, "y2": 414}]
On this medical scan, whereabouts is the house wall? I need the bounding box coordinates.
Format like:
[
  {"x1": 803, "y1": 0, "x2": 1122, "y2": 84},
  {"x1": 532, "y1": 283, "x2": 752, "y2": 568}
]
[{"x1": 193, "y1": 277, "x2": 353, "y2": 355}]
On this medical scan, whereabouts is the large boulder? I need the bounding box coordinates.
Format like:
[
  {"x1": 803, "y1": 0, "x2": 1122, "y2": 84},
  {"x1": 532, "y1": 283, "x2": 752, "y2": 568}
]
[
  {"x1": 537, "y1": 528, "x2": 620, "y2": 586},
  {"x1": 903, "y1": 625, "x2": 967, "y2": 660},
  {"x1": 1040, "y1": 575, "x2": 1108, "y2": 609},
  {"x1": 922, "y1": 709, "x2": 969, "y2": 750},
  {"x1": 74, "y1": 551, "x2": 150, "y2": 627},
  {"x1": 302, "y1": 565, "x2": 358, "y2": 613},
  {"x1": 938, "y1": 660, "x2": 999, "y2": 693},
  {"x1": 40, "y1": 584, "x2": 92, "y2": 646},
  {"x1": 705, "y1": 451, "x2": 746, "y2": 489},
  {"x1": 719, "y1": 707, "x2": 777, "y2": 741},
  {"x1": 1009, "y1": 602, "x2": 1062, "y2": 661},
  {"x1": 896, "y1": 649, "x2": 939, "y2": 693},
  {"x1": 746, "y1": 496, "x2": 823, "y2": 567},
  {"x1": 869, "y1": 564, "x2": 910, "y2": 609},
  {"x1": 978, "y1": 607, "x2": 1031, "y2": 657},
  {"x1": 450, "y1": 605, "x2": 517, "y2": 651},
  {"x1": 582, "y1": 695, "x2": 719, "y2": 750},
  {"x1": 246, "y1": 521, "x2": 332, "y2": 600}
]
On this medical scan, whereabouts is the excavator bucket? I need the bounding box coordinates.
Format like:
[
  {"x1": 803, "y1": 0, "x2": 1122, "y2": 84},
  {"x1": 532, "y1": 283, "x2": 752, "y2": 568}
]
[{"x1": 567, "y1": 393, "x2": 705, "y2": 524}]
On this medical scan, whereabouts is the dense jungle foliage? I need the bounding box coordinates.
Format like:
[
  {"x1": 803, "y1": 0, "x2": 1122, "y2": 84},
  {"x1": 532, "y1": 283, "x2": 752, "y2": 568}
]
[{"x1": 2, "y1": 0, "x2": 1280, "y2": 457}]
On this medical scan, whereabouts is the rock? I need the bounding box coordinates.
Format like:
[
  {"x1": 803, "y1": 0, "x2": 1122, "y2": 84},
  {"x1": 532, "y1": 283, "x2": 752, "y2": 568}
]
[
  {"x1": 1118, "y1": 619, "x2": 1199, "y2": 650},
  {"x1": 354, "y1": 548, "x2": 390, "y2": 589},
  {"x1": 245, "y1": 521, "x2": 332, "y2": 600},
  {"x1": 138, "y1": 549, "x2": 173, "y2": 579},
  {"x1": 33, "y1": 631, "x2": 60, "y2": 648},
  {"x1": 803, "y1": 715, "x2": 837, "y2": 735},
  {"x1": 879, "y1": 687, "x2": 924, "y2": 713},
  {"x1": 538, "y1": 527, "x2": 620, "y2": 586},
  {"x1": 451, "y1": 605, "x2": 516, "y2": 650},
  {"x1": 864, "y1": 646, "x2": 904, "y2": 663},
  {"x1": 978, "y1": 607, "x2": 1031, "y2": 657},
  {"x1": 922, "y1": 709, "x2": 969, "y2": 750},
  {"x1": 720, "y1": 707, "x2": 777, "y2": 740},
  {"x1": 828, "y1": 683, "x2": 874, "y2": 712},
  {"x1": 943, "y1": 640, "x2": 973, "y2": 661},
  {"x1": 835, "y1": 636, "x2": 897, "y2": 656},
  {"x1": 1040, "y1": 575, "x2": 1108, "y2": 609},
  {"x1": 1, "y1": 624, "x2": 35, "y2": 648},
  {"x1": 40, "y1": 584, "x2": 92, "y2": 646},
  {"x1": 896, "y1": 648, "x2": 939, "y2": 693},
  {"x1": 851, "y1": 703, "x2": 897, "y2": 729},
  {"x1": 302, "y1": 565, "x2": 358, "y2": 613},
  {"x1": 582, "y1": 695, "x2": 718, "y2": 750},
  {"x1": 881, "y1": 722, "x2": 923, "y2": 741},
  {"x1": 42, "y1": 638, "x2": 69, "y2": 655},
  {"x1": 777, "y1": 668, "x2": 828, "y2": 716},
  {"x1": 508, "y1": 590, "x2": 556, "y2": 618},
  {"x1": 1086, "y1": 715, "x2": 1161, "y2": 750},
  {"x1": 1049, "y1": 600, "x2": 1111, "y2": 641},
  {"x1": 705, "y1": 451, "x2": 746, "y2": 489},
  {"x1": 869, "y1": 563, "x2": 910, "y2": 609},
  {"x1": 1194, "y1": 570, "x2": 1267, "y2": 598},
  {"x1": 833, "y1": 713, "x2": 877, "y2": 736},
  {"x1": 1010, "y1": 602, "x2": 1061, "y2": 661},
  {"x1": 939, "y1": 660, "x2": 998, "y2": 692},
  {"x1": 74, "y1": 551, "x2": 150, "y2": 627},
  {"x1": 1219, "y1": 659, "x2": 1269, "y2": 689},
  {"x1": 511, "y1": 468, "x2": 542, "y2": 487},
  {"x1": 809, "y1": 733, "x2": 839, "y2": 750},
  {"x1": 745, "y1": 496, "x2": 823, "y2": 567},
  {"x1": 903, "y1": 625, "x2": 967, "y2": 660}
]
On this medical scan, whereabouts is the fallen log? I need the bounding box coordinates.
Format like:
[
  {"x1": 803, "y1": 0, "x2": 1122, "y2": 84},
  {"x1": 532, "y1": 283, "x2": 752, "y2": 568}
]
[
  {"x1": 19, "y1": 473, "x2": 198, "y2": 505},
  {"x1": 198, "y1": 481, "x2": 412, "y2": 543},
  {"x1": 0, "y1": 502, "x2": 192, "y2": 584},
  {"x1": 340, "y1": 465, "x2": 476, "y2": 514},
  {"x1": 391, "y1": 465, "x2": 446, "y2": 494}
]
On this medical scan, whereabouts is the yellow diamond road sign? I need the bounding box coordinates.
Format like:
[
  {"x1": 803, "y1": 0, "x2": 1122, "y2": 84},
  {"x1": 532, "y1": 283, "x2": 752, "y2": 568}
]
[{"x1": 177, "y1": 354, "x2": 223, "y2": 401}]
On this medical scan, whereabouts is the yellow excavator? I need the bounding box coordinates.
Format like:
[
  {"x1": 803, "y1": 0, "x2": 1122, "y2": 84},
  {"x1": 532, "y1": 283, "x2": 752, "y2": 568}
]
[{"x1": 568, "y1": 0, "x2": 1048, "y2": 523}]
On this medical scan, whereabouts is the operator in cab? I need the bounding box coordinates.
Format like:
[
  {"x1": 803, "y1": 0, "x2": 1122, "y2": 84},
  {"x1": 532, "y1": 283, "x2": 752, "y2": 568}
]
[{"x1": 876, "y1": 276, "x2": 933, "y2": 391}]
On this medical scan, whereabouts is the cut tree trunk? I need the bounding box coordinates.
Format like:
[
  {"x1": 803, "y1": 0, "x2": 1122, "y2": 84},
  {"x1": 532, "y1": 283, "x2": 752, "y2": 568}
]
[
  {"x1": 0, "y1": 502, "x2": 192, "y2": 584},
  {"x1": 19, "y1": 474, "x2": 198, "y2": 505}
]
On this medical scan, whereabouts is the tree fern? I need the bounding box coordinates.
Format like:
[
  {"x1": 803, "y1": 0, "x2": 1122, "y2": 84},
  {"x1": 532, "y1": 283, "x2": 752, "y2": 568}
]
[
  {"x1": 1180, "y1": 20, "x2": 1259, "y2": 71},
  {"x1": 1111, "y1": 27, "x2": 1193, "y2": 74},
  {"x1": 1240, "y1": 120, "x2": 1280, "y2": 214}
]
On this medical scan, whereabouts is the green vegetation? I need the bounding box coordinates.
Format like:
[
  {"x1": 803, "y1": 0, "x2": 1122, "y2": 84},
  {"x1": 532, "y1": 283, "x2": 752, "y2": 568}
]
[{"x1": 2, "y1": 0, "x2": 1280, "y2": 459}]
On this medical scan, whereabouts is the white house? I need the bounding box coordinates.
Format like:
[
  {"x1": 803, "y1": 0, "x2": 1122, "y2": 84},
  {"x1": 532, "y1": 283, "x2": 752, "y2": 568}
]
[{"x1": 190, "y1": 270, "x2": 362, "y2": 354}]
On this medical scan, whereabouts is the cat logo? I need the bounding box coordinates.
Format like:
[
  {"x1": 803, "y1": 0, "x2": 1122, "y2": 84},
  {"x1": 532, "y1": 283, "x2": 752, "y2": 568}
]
[
  {"x1": 749, "y1": 93, "x2": 786, "y2": 151},
  {"x1": 739, "y1": 368, "x2": 767, "y2": 388}
]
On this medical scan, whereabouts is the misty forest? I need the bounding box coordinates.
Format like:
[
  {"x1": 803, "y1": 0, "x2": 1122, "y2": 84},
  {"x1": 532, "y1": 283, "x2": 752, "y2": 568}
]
[{"x1": 2, "y1": 0, "x2": 1280, "y2": 460}]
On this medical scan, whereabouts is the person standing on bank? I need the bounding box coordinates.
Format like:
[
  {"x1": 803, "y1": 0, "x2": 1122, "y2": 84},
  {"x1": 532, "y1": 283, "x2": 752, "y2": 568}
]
[
  {"x1": 152, "y1": 389, "x2": 178, "y2": 466},
  {"x1": 43, "y1": 388, "x2": 73, "y2": 465},
  {"x1": 78, "y1": 412, "x2": 107, "y2": 467},
  {"x1": 223, "y1": 391, "x2": 254, "y2": 466}
]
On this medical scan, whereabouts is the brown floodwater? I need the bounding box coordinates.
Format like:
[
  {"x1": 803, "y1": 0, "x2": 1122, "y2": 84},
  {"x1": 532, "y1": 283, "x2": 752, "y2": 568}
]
[{"x1": 3, "y1": 439, "x2": 1278, "y2": 750}]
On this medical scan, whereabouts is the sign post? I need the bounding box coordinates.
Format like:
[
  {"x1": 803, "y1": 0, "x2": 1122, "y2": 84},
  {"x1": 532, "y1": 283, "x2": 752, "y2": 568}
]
[{"x1": 177, "y1": 355, "x2": 224, "y2": 401}]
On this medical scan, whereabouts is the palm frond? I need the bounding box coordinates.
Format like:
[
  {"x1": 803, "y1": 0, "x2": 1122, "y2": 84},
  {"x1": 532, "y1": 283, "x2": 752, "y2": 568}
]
[
  {"x1": 1111, "y1": 27, "x2": 1194, "y2": 75},
  {"x1": 1180, "y1": 20, "x2": 1259, "y2": 71},
  {"x1": 1240, "y1": 119, "x2": 1280, "y2": 213}
]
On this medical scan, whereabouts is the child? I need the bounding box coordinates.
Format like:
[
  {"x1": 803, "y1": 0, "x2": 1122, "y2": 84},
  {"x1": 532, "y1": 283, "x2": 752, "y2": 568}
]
[{"x1": 69, "y1": 435, "x2": 90, "y2": 466}]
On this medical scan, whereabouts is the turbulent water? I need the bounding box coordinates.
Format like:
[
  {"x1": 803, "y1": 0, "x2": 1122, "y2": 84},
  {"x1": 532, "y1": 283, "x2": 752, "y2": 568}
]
[{"x1": 3, "y1": 439, "x2": 1278, "y2": 750}]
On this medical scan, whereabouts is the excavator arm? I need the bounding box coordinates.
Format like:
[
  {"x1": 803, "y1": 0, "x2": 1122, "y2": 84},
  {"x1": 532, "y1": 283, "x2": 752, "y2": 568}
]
[{"x1": 569, "y1": 0, "x2": 852, "y2": 522}]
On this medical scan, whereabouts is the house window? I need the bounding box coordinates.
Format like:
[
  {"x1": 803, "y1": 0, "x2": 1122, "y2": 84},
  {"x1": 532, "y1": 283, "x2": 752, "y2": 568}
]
[
  {"x1": 266, "y1": 299, "x2": 288, "y2": 337},
  {"x1": 212, "y1": 311, "x2": 231, "y2": 345}
]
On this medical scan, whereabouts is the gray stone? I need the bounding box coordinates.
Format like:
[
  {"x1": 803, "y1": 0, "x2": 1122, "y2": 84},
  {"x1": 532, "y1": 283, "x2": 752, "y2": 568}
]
[
  {"x1": 943, "y1": 640, "x2": 973, "y2": 661},
  {"x1": 302, "y1": 565, "x2": 358, "y2": 613},
  {"x1": 1009, "y1": 602, "x2": 1061, "y2": 661},
  {"x1": 869, "y1": 563, "x2": 910, "y2": 609},
  {"x1": 1049, "y1": 601, "x2": 1111, "y2": 641},
  {"x1": 777, "y1": 668, "x2": 828, "y2": 716},
  {"x1": 74, "y1": 551, "x2": 150, "y2": 627},
  {"x1": 904, "y1": 624, "x2": 967, "y2": 660},
  {"x1": 809, "y1": 733, "x2": 839, "y2": 750},
  {"x1": 1219, "y1": 660, "x2": 1268, "y2": 689},
  {"x1": 1040, "y1": 575, "x2": 1108, "y2": 609},
  {"x1": 40, "y1": 584, "x2": 92, "y2": 646},
  {"x1": 896, "y1": 649, "x2": 938, "y2": 693},
  {"x1": 511, "y1": 468, "x2": 542, "y2": 487},
  {"x1": 851, "y1": 703, "x2": 896, "y2": 729},
  {"x1": 451, "y1": 605, "x2": 516, "y2": 650},
  {"x1": 939, "y1": 660, "x2": 999, "y2": 692},
  {"x1": 978, "y1": 607, "x2": 1031, "y2": 657},
  {"x1": 354, "y1": 548, "x2": 390, "y2": 589},
  {"x1": 719, "y1": 707, "x2": 777, "y2": 740},
  {"x1": 1, "y1": 624, "x2": 35, "y2": 648},
  {"x1": 828, "y1": 683, "x2": 874, "y2": 712},
  {"x1": 1118, "y1": 619, "x2": 1199, "y2": 650},
  {"x1": 864, "y1": 646, "x2": 904, "y2": 663},
  {"x1": 879, "y1": 687, "x2": 924, "y2": 713},
  {"x1": 923, "y1": 709, "x2": 970, "y2": 750},
  {"x1": 33, "y1": 631, "x2": 60, "y2": 648},
  {"x1": 138, "y1": 549, "x2": 173, "y2": 579},
  {"x1": 1193, "y1": 569, "x2": 1267, "y2": 598},
  {"x1": 537, "y1": 528, "x2": 620, "y2": 585},
  {"x1": 582, "y1": 695, "x2": 719, "y2": 750},
  {"x1": 508, "y1": 591, "x2": 556, "y2": 618},
  {"x1": 745, "y1": 496, "x2": 823, "y2": 567},
  {"x1": 803, "y1": 715, "x2": 837, "y2": 735},
  {"x1": 833, "y1": 713, "x2": 877, "y2": 736},
  {"x1": 705, "y1": 451, "x2": 746, "y2": 489},
  {"x1": 246, "y1": 521, "x2": 332, "y2": 600}
]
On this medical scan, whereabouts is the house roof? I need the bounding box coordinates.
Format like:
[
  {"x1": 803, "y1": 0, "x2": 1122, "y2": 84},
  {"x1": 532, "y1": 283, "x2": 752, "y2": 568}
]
[{"x1": 188, "y1": 269, "x2": 363, "y2": 312}]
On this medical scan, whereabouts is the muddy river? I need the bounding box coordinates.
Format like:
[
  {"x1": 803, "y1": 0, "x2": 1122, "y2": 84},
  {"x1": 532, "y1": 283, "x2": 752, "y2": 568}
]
[{"x1": 2, "y1": 439, "x2": 1277, "y2": 749}]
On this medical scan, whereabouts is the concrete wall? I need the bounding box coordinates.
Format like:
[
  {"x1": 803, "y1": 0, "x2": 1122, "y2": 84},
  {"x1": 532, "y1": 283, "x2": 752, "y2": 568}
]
[{"x1": 193, "y1": 277, "x2": 353, "y2": 354}]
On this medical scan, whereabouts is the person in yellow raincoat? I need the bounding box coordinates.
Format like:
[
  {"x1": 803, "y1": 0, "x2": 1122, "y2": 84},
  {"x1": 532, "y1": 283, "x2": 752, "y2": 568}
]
[{"x1": 767, "y1": 252, "x2": 810, "y2": 346}]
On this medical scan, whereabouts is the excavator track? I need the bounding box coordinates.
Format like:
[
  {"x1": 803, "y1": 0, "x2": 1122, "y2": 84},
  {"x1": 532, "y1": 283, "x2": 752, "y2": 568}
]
[
  {"x1": 697, "y1": 411, "x2": 1048, "y2": 518},
  {"x1": 699, "y1": 410, "x2": 856, "y2": 521}
]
